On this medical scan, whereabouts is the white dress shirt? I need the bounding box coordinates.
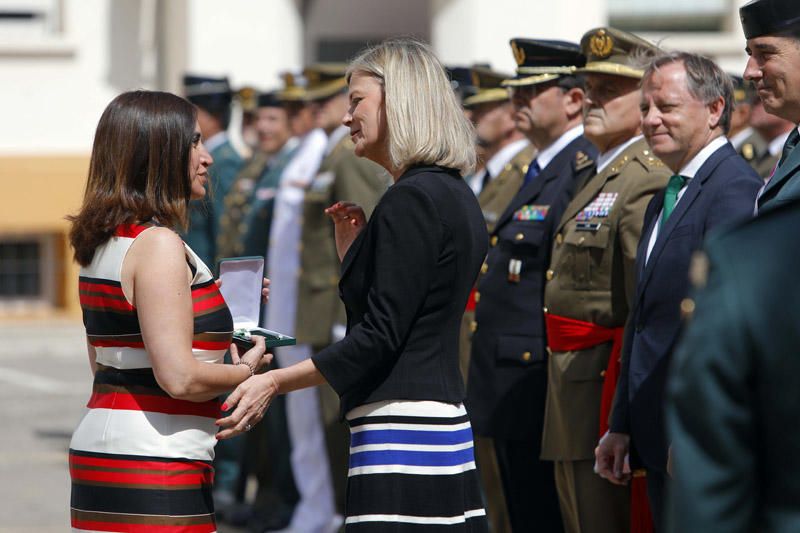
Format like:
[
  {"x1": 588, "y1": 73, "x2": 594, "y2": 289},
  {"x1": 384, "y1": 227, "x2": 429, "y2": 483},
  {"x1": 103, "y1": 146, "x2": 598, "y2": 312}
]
[{"x1": 645, "y1": 136, "x2": 728, "y2": 264}]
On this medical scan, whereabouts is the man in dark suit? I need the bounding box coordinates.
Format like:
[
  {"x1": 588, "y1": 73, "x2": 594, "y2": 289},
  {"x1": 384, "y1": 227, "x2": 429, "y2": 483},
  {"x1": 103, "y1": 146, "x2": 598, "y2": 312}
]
[
  {"x1": 595, "y1": 52, "x2": 762, "y2": 530},
  {"x1": 665, "y1": 200, "x2": 800, "y2": 533},
  {"x1": 466, "y1": 38, "x2": 597, "y2": 533},
  {"x1": 741, "y1": 0, "x2": 800, "y2": 213}
]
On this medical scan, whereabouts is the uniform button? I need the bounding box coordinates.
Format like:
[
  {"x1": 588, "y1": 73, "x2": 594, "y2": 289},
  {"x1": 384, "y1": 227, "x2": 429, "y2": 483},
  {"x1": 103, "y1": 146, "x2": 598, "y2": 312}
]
[
  {"x1": 474, "y1": 291, "x2": 480, "y2": 303},
  {"x1": 480, "y1": 263, "x2": 488, "y2": 274},
  {"x1": 546, "y1": 269, "x2": 554, "y2": 281},
  {"x1": 522, "y1": 351, "x2": 532, "y2": 362},
  {"x1": 470, "y1": 321, "x2": 478, "y2": 333},
  {"x1": 491, "y1": 236, "x2": 498, "y2": 246},
  {"x1": 556, "y1": 233, "x2": 563, "y2": 245},
  {"x1": 680, "y1": 298, "x2": 696, "y2": 318},
  {"x1": 543, "y1": 306, "x2": 548, "y2": 313},
  {"x1": 600, "y1": 370, "x2": 607, "y2": 378},
  {"x1": 515, "y1": 233, "x2": 524, "y2": 241},
  {"x1": 578, "y1": 236, "x2": 585, "y2": 245}
]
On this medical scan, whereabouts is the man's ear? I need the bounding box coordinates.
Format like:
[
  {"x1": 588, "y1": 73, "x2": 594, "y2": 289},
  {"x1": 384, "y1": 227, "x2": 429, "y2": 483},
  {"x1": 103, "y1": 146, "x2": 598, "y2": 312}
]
[
  {"x1": 707, "y1": 96, "x2": 726, "y2": 131},
  {"x1": 564, "y1": 88, "x2": 585, "y2": 119}
]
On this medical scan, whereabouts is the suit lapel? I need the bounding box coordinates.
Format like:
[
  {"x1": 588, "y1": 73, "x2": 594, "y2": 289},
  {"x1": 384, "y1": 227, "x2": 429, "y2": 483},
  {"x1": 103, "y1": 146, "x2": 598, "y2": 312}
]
[
  {"x1": 758, "y1": 139, "x2": 800, "y2": 207},
  {"x1": 638, "y1": 143, "x2": 731, "y2": 292}
]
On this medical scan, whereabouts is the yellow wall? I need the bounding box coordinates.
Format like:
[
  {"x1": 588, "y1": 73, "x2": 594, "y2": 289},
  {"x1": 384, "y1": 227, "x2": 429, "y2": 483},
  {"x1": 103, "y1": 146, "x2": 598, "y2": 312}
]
[{"x1": 0, "y1": 155, "x2": 89, "y2": 318}]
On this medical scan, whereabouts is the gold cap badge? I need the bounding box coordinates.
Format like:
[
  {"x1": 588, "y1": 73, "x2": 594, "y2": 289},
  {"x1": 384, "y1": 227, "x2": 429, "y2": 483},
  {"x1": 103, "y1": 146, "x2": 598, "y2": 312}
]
[
  {"x1": 589, "y1": 30, "x2": 614, "y2": 59},
  {"x1": 512, "y1": 41, "x2": 526, "y2": 66}
]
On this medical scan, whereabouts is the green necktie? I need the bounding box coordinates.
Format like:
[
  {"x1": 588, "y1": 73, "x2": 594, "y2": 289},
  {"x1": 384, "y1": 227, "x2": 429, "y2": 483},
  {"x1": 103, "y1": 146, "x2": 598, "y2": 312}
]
[{"x1": 661, "y1": 174, "x2": 687, "y2": 228}]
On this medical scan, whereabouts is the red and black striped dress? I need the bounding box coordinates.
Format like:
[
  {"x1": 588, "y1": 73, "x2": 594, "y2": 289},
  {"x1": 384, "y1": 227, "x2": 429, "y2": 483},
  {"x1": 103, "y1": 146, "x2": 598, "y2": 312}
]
[{"x1": 69, "y1": 223, "x2": 233, "y2": 532}]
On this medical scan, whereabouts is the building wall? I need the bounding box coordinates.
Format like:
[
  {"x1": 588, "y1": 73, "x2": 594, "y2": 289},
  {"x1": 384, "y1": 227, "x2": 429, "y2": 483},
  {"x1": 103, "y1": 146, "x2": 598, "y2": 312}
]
[{"x1": 0, "y1": 0, "x2": 757, "y2": 320}]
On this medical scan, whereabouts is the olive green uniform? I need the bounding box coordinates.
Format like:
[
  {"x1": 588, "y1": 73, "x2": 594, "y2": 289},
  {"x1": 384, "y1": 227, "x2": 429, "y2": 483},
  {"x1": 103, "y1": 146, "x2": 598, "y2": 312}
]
[{"x1": 542, "y1": 138, "x2": 669, "y2": 533}]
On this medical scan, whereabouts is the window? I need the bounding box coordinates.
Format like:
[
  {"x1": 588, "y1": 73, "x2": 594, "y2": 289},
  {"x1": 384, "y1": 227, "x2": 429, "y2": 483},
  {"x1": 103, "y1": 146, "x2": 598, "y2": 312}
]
[{"x1": 0, "y1": 234, "x2": 57, "y2": 309}]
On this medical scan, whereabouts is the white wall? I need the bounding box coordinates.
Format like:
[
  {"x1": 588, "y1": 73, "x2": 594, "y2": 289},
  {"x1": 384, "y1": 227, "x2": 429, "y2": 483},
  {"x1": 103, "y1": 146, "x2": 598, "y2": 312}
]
[
  {"x1": 0, "y1": 0, "x2": 119, "y2": 154},
  {"x1": 186, "y1": 0, "x2": 302, "y2": 89},
  {"x1": 431, "y1": 0, "x2": 606, "y2": 74}
]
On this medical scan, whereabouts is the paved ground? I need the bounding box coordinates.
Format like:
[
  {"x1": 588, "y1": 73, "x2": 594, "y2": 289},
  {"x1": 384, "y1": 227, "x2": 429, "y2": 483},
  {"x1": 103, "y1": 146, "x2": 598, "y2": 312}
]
[{"x1": 0, "y1": 319, "x2": 244, "y2": 532}]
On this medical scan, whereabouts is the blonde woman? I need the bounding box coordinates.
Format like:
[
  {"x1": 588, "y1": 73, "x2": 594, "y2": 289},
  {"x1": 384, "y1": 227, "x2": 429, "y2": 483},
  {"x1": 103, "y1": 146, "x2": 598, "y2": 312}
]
[{"x1": 217, "y1": 39, "x2": 489, "y2": 531}]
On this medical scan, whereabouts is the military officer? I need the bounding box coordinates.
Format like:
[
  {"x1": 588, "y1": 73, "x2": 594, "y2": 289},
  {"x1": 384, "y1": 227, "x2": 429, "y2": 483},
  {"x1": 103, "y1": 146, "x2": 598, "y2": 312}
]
[
  {"x1": 458, "y1": 65, "x2": 536, "y2": 533},
  {"x1": 294, "y1": 63, "x2": 390, "y2": 516},
  {"x1": 541, "y1": 28, "x2": 668, "y2": 533},
  {"x1": 741, "y1": 0, "x2": 800, "y2": 213},
  {"x1": 749, "y1": 97, "x2": 795, "y2": 180},
  {"x1": 728, "y1": 74, "x2": 768, "y2": 170},
  {"x1": 466, "y1": 38, "x2": 597, "y2": 533},
  {"x1": 217, "y1": 90, "x2": 297, "y2": 260},
  {"x1": 182, "y1": 74, "x2": 244, "y2": 268},
  {"x1": 666, "y1": 200, "x2": 800, "y2": 533}
]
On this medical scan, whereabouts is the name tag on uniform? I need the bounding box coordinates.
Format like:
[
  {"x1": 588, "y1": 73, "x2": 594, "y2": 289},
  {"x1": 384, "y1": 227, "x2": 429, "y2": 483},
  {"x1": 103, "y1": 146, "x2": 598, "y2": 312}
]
[
  {"x1": 576, "y1": 222, "x2": 602, "y2": 232},
  {"x1": 513, "y1": 205, "x2": 549, "y2": 221},
  {"x1": 310, "y1": 171, "x2": 335, "y2": 192},
  {"x1": 576, "y1": 192, "x2": 618, "y2": 221}
]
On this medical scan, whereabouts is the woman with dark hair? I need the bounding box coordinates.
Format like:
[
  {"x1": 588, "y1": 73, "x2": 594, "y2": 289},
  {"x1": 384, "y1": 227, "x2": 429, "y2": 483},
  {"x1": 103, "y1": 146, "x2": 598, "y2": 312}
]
[
  {"x1": 216, "y1": 39, "x2": 490, "y2": 531},
  {"x1": 68, "y1": 90, "x2": 268, "y2": 532}
]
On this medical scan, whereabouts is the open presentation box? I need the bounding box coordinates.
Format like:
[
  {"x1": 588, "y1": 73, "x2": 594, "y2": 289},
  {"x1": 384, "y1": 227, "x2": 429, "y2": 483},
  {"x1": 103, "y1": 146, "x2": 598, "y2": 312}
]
[{"x1": 217, "y1": 256, "x2": 296, "y2": 350}]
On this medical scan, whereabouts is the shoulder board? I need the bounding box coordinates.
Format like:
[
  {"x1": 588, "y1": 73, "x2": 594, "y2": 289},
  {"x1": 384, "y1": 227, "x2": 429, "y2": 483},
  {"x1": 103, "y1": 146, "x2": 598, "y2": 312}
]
[{"x1": 634, "y1": 147, "x2": 665, "y2": 168}]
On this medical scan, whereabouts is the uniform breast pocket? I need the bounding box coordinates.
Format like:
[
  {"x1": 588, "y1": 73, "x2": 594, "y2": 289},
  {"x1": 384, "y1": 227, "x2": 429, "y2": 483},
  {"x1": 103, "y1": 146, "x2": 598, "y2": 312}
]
[
  {"x1": 495, "y1": 334, "x2": 545, "y2": 367},
  {"x1": 561, "y1": 225, "x2": 611, "y2": 290},
  {"x1": 500, "y1": 222, "x2": 547, "y2": 252}
]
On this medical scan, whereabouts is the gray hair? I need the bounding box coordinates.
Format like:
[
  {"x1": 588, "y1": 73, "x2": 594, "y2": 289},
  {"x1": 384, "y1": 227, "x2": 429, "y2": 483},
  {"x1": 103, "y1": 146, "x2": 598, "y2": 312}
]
[
  {"x1": 346, "y1": 38, "x2": 476, "y2": 175},
  {"x1": 642, "y1": 51, "x2": 733, "y2": 134}
]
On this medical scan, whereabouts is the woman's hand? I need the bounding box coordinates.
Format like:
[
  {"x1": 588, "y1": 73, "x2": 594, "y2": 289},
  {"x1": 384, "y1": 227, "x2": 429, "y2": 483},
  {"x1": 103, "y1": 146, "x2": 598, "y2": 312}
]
[
  {"x1": 261, "y1": 277, "x2": 270, "y2": 304},
  {"x1": 229, "y1": 335, "x2": 272, "y2": 374},
  {"x1": 216, "y1": 371, "x2": 279, "y2": 439},
  {"x1": 325, "y1": 201, "x2": 367, "y2": 261}
]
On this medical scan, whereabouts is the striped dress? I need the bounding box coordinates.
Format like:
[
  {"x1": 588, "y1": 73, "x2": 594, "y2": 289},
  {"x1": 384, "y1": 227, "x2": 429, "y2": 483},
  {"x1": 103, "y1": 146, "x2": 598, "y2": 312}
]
[
  {"x1": 345, "y1": 400, "x2": 487, "y2": 531},
  {"x1": 69, "y1": 223, "x2": 233, "y2": 532}
]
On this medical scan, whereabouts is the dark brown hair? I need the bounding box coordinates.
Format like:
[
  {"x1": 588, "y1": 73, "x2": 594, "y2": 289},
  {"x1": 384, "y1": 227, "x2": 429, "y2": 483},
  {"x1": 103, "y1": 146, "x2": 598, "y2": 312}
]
[{"x1": 68, "y1": 91, "x2": 197, "y2": 266}]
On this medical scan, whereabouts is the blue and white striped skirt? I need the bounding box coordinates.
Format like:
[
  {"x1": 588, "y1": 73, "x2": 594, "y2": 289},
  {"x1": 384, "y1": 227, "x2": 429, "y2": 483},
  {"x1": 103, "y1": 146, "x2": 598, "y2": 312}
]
[{"x1": 344, "y1": 400, "x2": 488, "y2": 532}]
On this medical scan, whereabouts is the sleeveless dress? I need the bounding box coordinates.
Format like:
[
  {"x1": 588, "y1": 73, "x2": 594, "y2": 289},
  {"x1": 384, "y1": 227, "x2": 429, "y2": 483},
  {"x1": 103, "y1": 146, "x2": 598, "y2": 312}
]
[{"x1": 69, "y1": 223, "x2": 233, "y2": 532}]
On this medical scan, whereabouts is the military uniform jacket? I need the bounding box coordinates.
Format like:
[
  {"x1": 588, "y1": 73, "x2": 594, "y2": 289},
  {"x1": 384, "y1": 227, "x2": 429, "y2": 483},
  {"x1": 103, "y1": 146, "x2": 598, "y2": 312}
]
[
  {"x1": 479, "y1": 144, "x2": 538, "y2": 233},
  {"x1": 294, "y1": 134, "x2": 389, "y2": 348},
  {"x1": 466, "y1": 134, "x2": 597, "y2": 440},
  {"x1": 459, "y1": 143, "x2": 537, "y2": 380},
  {"x1": 611, "y1": 142, "x2": 762, "y2": 472},
  {"x1": 217, "y1": 150, "x2": 271, "y2": 259},
  {"x1": 540, "y1": 138, "x2": 670, "y2": 461},
  {"x1": 183, "y1": 138, "x2": 243, "y2": 268},
  {"x1": 757, "y1": 126, "x2": 800, "y2": 212},
  {"x1": 667, "y1": 201, "x2": 800, "y2": 533}
]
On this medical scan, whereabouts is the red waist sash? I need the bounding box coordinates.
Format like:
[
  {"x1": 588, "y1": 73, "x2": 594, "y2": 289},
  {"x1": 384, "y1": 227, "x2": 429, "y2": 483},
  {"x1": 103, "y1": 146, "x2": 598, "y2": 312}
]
[
  {"x1": 544, "y1": 312, "x2": 622, "y2": 436},
  {"x1": 545, "y1": 312, "x2": 653, "y2": 533}
]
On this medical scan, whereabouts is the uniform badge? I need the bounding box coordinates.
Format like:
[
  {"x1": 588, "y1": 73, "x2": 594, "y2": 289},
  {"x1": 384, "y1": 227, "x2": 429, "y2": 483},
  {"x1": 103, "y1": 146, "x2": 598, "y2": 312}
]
[
  {"x1": 590, "y1": 29, "x2": 614, "y2": 58},
  {"x1": 512, "y1": 41, "x2": 526, "y2": 66},
  {"x1": 507, "y1": 258, "x2": 522, "y2": 283},
  {"x1": 575, "y1": 150, "x2": 594, "y2": 171},
  {"x1": 513, "y1": 204, "x2": 549, "y2": 221},
  {"x1": 576, "y1": 192, "x2": 618, "y2": 221}
]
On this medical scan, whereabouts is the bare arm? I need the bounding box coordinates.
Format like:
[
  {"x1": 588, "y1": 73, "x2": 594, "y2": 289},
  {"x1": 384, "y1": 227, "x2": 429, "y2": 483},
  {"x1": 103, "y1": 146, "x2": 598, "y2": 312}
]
[{"x1": 127, "y1": 227, "x2": 267, "y2": 402}]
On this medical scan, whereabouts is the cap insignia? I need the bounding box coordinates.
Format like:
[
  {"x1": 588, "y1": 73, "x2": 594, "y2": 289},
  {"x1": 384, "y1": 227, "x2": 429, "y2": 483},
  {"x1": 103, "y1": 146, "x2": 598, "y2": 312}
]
[
  {"x1": 590, "y1": 30, "x2": 614, "y2": 59},
  {"x1": 471, "y1": 70, "x2": 481, "y2": 88},
  {"x1": 512, "y1": 42, "x2": 526, "y2": 66}
]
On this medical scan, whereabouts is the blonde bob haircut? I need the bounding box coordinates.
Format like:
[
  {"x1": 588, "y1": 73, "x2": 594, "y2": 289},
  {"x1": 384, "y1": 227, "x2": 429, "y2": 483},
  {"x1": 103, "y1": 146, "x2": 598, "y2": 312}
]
[{"x1": 346, "y1": 38, "x2": 477, "y2": 176}]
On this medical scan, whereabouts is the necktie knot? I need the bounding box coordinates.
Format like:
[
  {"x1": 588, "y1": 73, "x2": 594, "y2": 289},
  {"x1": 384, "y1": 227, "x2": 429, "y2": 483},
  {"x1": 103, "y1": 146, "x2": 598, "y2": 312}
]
[
  {"x1": 661, "y1": 174, "x2": 687, "y2": 228},
  {"x1": 522, "y1": 159, "x2": 541, "y2": 189}
]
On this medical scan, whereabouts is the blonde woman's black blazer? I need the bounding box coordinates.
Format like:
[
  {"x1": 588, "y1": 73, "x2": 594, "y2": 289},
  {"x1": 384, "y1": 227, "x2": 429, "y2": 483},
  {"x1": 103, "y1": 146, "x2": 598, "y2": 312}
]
[{"x1": 312, "y1": 164, "x2": 488, "y2": 417}]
